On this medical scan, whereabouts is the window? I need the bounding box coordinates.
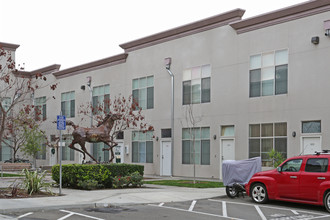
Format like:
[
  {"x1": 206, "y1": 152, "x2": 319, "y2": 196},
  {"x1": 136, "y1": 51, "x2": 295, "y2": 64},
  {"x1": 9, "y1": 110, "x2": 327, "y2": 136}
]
[
  {"x1": 249, "y1": 49, "x2": 288, "y2": 97},
  {"x1": 221, "y1": 125, "x2": 235, "y2": 137},
  {"x1": 36, "y1": 143, "x2": 46, "y2": 160},
  {"x1": 302, "y1": 121, "x2": 321, "y2": 133},
  {"x1": 35, "y1": 96, "x2": 46, "y2": 121},
  {"x1": 92, "y1": 84, "x2": 110, "y2": 115},
  {"x1": 93, "y1": 143, "x2": 109, "y2": 162},
  {"x1": 0, "y1": 140, "x2": 12, "y2": 161},
  {"x1": 305, "y1": 158, "x2": 328, "y2": 172},
  {"x1": 183, "y1": 65, "x2": 211, "y2": 105},
  {"x1": 281, "y1": 159, "x2": 302, "y2": 172},
  {"x1": 1, "y1": 97, "x2": 11, "y2": 112},
  {"x1": 132, "y1": 131, "x2": 153, "y2": 163},
  {"x1": 61, "y1": 91, "x2": 75, "y2": 118},
  {"x1": 249, "y1": 123, "x2": 287, "y2": 166},
  {"x1": 132, "y1": 76, "x2": 154, "y2": 110},
  {"x1": 62, "y1": 135, "x2": 74, "y2": 161},
  {"x1": 182, "y1": 127, "x2": 210, "y2": 165},
  {"x1": 161, "y1": 129, "x2": 171, "y2": 138}
]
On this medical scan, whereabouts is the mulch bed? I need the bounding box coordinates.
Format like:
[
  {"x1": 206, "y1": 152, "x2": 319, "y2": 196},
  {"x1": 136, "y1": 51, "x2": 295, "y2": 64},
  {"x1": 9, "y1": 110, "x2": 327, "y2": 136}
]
[{"x1": 0, "y1": 188, "x2": 54, "y2": 199}]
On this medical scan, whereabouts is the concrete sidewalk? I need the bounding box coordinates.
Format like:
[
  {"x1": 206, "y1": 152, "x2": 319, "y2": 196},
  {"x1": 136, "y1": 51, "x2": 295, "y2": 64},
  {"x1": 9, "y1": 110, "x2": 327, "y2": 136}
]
[{"x1": 0, "y1": 175, "x2": 226, "y2": 214}]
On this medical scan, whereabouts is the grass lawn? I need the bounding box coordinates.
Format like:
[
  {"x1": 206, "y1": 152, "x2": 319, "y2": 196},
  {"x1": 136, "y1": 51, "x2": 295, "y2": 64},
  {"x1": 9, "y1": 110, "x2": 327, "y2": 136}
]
[
  {"x1": 0, "y1": 173, "x2": 22, "y2": 177},
  {"x1": 145, "y1": 179, "x2": 224, "y2": 188}
]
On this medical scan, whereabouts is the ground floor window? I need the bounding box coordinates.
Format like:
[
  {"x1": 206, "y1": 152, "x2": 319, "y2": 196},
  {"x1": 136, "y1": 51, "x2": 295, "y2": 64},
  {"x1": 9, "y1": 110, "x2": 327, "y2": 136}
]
[
  {"x1": 36, "y1": 144, "x2": 46, "y2": 160},
  {"x1": 132, "y1": 131, "x2": 153, "y2": 163},
  {"x1": 0, "y1": 143, "x2": 12, "y2": 161},
  {"x1": 182, "y1": 127, "x2": 210, "y2": 165},
  {"x1": 249, "y1": 122, "x2": 287, "y2": 166},
  {"x1": 93, "y1": 143, "x2": 109, "y2": 162},
  {"x1": 62, "y1": 135, "x2": 74, "y2": 161}
]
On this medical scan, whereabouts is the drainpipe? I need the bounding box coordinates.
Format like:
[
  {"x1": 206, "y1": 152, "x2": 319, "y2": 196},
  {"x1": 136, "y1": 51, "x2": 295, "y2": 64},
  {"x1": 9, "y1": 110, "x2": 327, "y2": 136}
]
[
  {"x1": 87, "y1": 76, "x2": 93, "y2": 162},
  {"x1": 165, "y1": 58, "x2": 174, "y2": 176}
]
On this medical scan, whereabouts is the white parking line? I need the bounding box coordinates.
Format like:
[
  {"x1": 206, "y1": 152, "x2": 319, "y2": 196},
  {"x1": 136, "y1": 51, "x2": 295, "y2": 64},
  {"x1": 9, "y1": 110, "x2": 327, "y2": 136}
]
[
  {"x1": 255, "y1": 205, "x2": 267, "y2": 220},
  {"x1": 292, "y1": 210, "x2": 299, "y2": 215},
  {"x1": 148, "y1": 204, "x2": 244, "y2": 220},
  {"x1": 59, "y1": 210, "x2": 104, "y2": 220},
  {"x1": 208, "y1": 199, "x2": 330, "y2": 217},
  {"x1": 17, "y1": 212, "x2": 33, "y2": 218},
  {"x1": 222, "y1": 201, "x2": 228, "y2": 217},
  {"x1": 189, "y1": 200, "x2": 197, "y2": 211}
]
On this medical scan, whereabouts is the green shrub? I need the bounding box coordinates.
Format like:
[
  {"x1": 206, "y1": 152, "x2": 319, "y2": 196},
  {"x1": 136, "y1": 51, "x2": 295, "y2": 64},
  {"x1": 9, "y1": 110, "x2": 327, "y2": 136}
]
[
  {"x1": 111, "y1": 176, "x2": 130, "y2": 188},
  {"x1": 22, "y1": 169, "x2": 53, "y2": 195},
  {"x1": 77, "y1": 179, "x2": 103, "y2": 190},
  {"x1": 129, "y1": 171, "x2": 144, "y2": 187},
  {"x1": 52, "y1": 163, "x2": 144, "y2": 189},
  {"x1": 268, "y1": 149, "x2": 285, "y2": 168}
]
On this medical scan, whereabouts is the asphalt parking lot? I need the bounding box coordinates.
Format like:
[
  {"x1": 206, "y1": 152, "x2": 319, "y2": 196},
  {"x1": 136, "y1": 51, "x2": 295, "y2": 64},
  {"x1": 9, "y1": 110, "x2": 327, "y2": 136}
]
[{"x1": 3, "y1": 195, "x2": 330, "y2": 220}]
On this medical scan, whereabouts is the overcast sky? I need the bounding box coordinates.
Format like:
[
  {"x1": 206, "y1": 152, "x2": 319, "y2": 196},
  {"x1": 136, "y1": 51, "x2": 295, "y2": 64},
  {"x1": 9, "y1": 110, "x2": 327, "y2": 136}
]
[{"x1": 1, "y1": 0, "x2": 307, "y2": 71}]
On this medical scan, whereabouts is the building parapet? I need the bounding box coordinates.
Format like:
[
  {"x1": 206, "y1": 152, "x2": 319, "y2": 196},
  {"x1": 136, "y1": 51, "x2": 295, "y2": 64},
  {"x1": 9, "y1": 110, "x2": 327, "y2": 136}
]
[{"x1": 230, "y1": 0, "x2": 330, "y2": 34}]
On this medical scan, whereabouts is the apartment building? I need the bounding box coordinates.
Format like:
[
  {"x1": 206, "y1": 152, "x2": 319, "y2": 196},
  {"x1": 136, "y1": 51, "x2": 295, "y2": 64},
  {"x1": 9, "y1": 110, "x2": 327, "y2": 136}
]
[{"x1": 1, "y1": 0, "x2": 330, "y2": 179}]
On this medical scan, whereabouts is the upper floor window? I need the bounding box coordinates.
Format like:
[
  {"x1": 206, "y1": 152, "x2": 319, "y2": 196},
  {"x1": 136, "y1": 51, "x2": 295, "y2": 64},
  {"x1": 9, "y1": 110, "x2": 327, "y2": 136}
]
[
  {"x1": 183, "y1": 64, "x2": 211, "y2": 105},
  {"x1": 0, "y1": 97, "x2": 11, "y2": 114},
  {"x1": 249, "y1": 49, "x2": 288, "y2": 97},
  {"x1": 132, "y1": 76, "x2": 154, "y2": 110},
  {"x1": 61, "y1": 91, "x2": 75, "y2": 118},
  {"x1": 92, "y1": 84, "x2": 110, "y2": 115},
  {"x1": 302, "y1": 121, "x2": 321, "y2": 133},
  {"x1": 35, "y1": 96, "x2": 46, "y2": 121}
]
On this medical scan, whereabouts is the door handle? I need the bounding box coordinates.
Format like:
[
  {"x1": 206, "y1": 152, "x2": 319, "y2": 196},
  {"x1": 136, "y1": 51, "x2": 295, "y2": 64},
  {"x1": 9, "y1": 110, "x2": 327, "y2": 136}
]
[
  {"x1": 290, "y1": 176, "x2": 297, "y2": 179},
  {"x1": 317, "y1": 177, "x2": 326, "y2": 180}
]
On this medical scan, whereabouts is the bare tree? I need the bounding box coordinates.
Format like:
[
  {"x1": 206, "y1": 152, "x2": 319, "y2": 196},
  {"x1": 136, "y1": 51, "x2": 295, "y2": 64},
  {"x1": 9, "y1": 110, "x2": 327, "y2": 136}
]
[
  {"x1": 0, "y1": 44, "x2": 57, "y2": 161},
  {"x1": 181, "y1": 104, "x2": 202, "y2": 184}
]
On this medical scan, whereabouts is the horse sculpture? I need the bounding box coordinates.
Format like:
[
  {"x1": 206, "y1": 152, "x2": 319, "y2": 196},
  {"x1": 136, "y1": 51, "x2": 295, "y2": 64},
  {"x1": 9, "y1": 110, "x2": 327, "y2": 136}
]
[{"x1": 65, "y1": 113, "x2": 121, "y2": 163}]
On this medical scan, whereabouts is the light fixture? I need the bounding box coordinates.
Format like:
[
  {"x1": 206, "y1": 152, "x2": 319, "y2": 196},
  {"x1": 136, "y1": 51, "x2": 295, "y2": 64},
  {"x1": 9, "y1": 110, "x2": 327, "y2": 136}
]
[
  {"x1": 311, "y1": 36, "x2": 319, "y2": 45},
  {"x1": 213, "y1": 135, "x2": 217, "y2": 140},
  {"x1": 292, "y1": 131, "x2": 296, "y2": 137},
  {"x1": 164, "y1": 57, "x2": 171, "y2": 70},
  {"x1": 156, "y1": 137, "x2": 159, "y2": 141},
  {"x1": 80, "y1": 85, "x2": 85, "y2": 90}
]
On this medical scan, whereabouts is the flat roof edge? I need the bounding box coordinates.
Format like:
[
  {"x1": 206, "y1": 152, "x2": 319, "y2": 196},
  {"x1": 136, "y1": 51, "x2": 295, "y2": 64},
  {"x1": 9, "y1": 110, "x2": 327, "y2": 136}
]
[
  {"x1": 230, "y1": 0, "x2": 330, "y2": 33},
  {"x1": 120, "y1": 9, "x2": 245, "y2": 52}
]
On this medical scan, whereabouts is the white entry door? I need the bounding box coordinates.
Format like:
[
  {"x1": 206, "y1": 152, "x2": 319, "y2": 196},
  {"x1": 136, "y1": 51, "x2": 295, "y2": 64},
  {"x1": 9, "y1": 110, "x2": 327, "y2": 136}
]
[
  {"x1": 301, "y1": 137, "x2": 321, "y2": 155},
  {"x1": 114, "y1": 142, "x2": 124, "y2": 163},
  {"x1": 222, "y1": 139, "x2": 235, "y2": 161},
  {"x1": 220, "y1": 139, "x2": 235, "y2": 179},
  {"x1": 160, "y1": 141, "x2": 172, "y2": 176}
]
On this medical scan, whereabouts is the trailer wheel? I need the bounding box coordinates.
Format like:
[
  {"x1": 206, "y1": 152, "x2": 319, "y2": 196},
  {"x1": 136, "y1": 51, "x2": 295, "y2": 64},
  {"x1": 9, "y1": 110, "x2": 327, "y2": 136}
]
[{"x1": 226, "y1": 186, "x2": 238, "y2": 198}]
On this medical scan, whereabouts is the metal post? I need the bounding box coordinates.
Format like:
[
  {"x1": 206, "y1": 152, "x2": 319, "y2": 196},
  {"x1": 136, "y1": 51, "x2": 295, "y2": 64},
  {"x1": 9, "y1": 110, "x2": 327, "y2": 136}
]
[
  {"x1": 87, "y1": 77, "x2": 93, "y2": 161},
  {"x1": 165, "y1": 58, "x2": 174, "y2": 176},
  {"x1": 59, "y1": 112, "x2": 63, "y2": 195}
]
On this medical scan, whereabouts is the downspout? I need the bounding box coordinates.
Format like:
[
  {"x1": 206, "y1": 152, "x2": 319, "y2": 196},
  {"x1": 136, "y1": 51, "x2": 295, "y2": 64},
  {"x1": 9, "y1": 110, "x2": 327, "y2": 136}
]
[{"x1": 165, "y1": 58, "x2": 174, "y2": 176}]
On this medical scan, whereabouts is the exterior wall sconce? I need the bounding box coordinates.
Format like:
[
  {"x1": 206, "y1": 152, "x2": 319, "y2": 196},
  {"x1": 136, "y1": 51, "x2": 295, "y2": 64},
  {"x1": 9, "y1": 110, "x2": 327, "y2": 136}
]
[
  {"x1": 213, "y1": 135, "x2": 217, "y2": 140},
  {"x1": 292, "y1": 131, "x2": 296, "y2": 137},
  {"x1": 156, "y1": 137, "x2": 159, "y2": 141},
  {"x1": 80, "y1": 85, "x2": 86, "y2": 90},
  {"x1": 311, "y1": 36, "x2": 319, "y2": 44},
  {"x1": 324, "y1": 20, "x2": 330, "y2": 36}
]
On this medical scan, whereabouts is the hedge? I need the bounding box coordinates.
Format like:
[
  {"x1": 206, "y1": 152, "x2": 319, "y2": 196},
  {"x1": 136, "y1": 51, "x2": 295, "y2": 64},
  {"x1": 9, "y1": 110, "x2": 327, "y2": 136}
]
[{"x1": 52, "y1": 163, "x2": 144, "y2": 189}]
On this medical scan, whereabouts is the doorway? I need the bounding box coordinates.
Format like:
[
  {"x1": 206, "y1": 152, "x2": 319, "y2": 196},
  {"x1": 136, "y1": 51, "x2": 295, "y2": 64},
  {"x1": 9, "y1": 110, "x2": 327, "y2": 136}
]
[
  {"x1": 114, "y1": 142, "x2": 124, "y2": 163},
  {"x1": 160, "y1": 141, "x2": 172, "y2": 176},
  {"x1": 301, "y1": 136, "x2": 321, "y2": 155},
  {"x1": 220, "y1": 138, "x2": 235, "y2": 179}
]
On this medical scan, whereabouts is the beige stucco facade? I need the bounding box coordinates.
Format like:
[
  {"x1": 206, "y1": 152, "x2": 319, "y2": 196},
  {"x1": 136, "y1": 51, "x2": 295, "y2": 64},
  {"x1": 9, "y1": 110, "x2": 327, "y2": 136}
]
[{"x1": 1, "y1": 0, "x2": 330, "y2": 179}]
